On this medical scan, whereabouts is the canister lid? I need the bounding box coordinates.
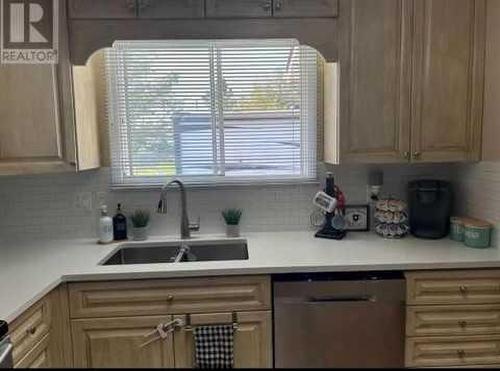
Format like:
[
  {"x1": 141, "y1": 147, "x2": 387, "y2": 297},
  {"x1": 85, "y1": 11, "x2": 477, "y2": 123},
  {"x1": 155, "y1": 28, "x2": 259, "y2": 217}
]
[{"x1": 464, "y1": 218, "x2": 492, "y2": 229}]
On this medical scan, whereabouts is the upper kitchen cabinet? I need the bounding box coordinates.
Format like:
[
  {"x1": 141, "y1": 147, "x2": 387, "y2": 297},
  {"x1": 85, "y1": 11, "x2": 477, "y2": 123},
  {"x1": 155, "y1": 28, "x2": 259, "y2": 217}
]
[
  {"x1": 273, "y1": 0, "x2": 338, "y2": 18},
  {"x1": 206, "y1": 0, "x2": 338, "y2": 18},
  {"x1": 0, "y1": 65, "x2": 74, "y2": 175},
  {"x1": 68, "y1": 0, "x2": 137, "y2": 19},
  {"x1": 0, "y1": 0, "x2": 100, "y2": 176},
  {"x1": 335, "y1": 0, "x2": 412, "y2": 163},
  {"x1": 411, "y1": 0, "x2": 485, "y2": 163},
  {"x1": 332, "y1": 0, "x2": 485, "y2": 164},
  {"x1": 138, "y1": 0, "x2": 204, "y2": 19},
  {"x1": 69, "y1": 0, "x2": 204, "y2": 19},
  {"x1": 205, "y1": 0, "x2": 273, "y2": 18}
]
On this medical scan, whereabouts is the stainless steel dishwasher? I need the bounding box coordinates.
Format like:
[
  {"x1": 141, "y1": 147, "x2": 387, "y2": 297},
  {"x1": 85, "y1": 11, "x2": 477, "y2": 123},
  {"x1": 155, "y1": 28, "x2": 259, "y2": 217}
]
[
  {"x1": 273, "y1": 272, "x2": 405, "y2": 368},
  {"x1": 0, "y1": 321, "x2": 12, "y2": 369}
]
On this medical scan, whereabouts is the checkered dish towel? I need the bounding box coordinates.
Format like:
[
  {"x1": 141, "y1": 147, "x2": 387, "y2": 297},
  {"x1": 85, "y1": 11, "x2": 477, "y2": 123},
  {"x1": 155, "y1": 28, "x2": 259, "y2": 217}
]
[{"x1": 194, "y1": 325, "x2": 234, "y2": 368}]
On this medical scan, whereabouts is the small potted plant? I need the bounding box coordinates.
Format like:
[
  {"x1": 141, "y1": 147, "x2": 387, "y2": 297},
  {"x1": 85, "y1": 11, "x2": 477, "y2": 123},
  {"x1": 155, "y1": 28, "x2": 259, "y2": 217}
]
[
  {"x1": 222, "y1": 208, "x2": 242, "y2": 238},
  {"x1": 130, "y1": 209, "x2": 150, "y2": 241}
]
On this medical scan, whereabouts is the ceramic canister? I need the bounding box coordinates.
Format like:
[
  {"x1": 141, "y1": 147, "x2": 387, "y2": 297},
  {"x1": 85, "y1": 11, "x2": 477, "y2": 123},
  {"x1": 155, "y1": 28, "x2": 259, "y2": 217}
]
[
  {"x1": 450, "y1": 216, "x2": 466, "y2": 242},
  {"x1": 464, "y1": 219, "x2": 492, "y2": 248}
]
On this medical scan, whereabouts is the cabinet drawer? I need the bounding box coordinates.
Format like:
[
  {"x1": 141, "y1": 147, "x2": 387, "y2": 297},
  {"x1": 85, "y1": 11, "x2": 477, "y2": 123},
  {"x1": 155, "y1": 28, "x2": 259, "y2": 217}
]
[
  {"x1": 407, "y1": 304, "x2": 500, "y2": 337},
  {"x1": 68, "y1": 276, "x2": 271, "y2": 318},
  {"x1": 10, "y1": 298, "x2": 52, "y2": 364},
  {"x1": 206, "y1": 0, "x2": 272, "y2": 18},
  {"x1": 273, "y1": 0, "x2": 338, "y2": 18},
  {"x1": 406, "y1": 270, "x2": 500, "y2": 305},
  {"x1": 14, "y1": 334, "x2": 51, "y2": 369},
  {"x1": 68, "y1": 0, "x2": 137, "y2": 19},
  {"x1": 406, "y1": 335, "x2": 500, "y2": 367}
]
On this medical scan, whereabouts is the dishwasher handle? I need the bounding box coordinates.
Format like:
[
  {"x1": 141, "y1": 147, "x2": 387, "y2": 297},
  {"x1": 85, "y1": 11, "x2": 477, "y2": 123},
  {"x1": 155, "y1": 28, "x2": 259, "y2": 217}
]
[{"x1": 307, "y1": 295, "x2": 376, "y2": 303}]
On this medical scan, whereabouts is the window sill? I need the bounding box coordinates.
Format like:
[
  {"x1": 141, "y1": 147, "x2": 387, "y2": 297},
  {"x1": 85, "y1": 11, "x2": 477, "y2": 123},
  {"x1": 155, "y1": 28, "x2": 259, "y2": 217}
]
[{"x1": 110, "y1": 179, "x2": 320, "y2": 191}]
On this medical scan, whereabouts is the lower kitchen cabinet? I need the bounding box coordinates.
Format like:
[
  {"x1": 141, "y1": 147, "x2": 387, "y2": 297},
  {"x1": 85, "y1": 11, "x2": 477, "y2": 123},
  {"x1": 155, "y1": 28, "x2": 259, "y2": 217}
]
[
  {"x1": 405, "y1": 270, "x2": 500, "y2": 368},
  {"x1": 71, "y1": 316, "x2": 175, "y2": 368},
  {"x1": 174, "y1": 311, "x2": 272, "y2": 368},
  {"x1": 71, "y1": 311, "x2": 272, "y2": 368},
  {"x1": 68, "y1": 276, "x2": 272, "y2": 368},
  {"x1": 9, "y1": 285, "x2": 72, "y2": 368}
]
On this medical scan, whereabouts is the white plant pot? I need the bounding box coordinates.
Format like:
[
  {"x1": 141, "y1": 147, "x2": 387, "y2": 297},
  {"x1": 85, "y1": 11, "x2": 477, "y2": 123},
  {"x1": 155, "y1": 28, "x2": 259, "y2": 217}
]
[
  {"x1": 226, "y1": 224, "x2": 240, "y2": 238},
  {"x1": 132, "y1": 226, "x2": 148, "y2": 241}
]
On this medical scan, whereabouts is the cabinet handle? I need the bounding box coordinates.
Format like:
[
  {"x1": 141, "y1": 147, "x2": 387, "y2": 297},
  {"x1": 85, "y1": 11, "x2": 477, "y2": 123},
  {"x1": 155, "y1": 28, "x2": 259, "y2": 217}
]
[
  {"x1": 166, "y1": 294, "x2": 174, "y2": 302},
  {"x1": 261, "y1": 1, "x2": 272, "y2": 11},
  {"x1": 459, "y1": 285, "x2": 468, "y2": 295},
  {"x1": 26, "y1": 327, "x2": 36, "y2": 335},
  {"x1": 138, "y1": 0, "x2": 150, "y2": 10},
  {"x1": 412, "y1": 151, "x2": 421, "y2": 160},
  {"x1": 274, "y1": 0, "x2": 282, "y2": 11},
  {"x1": 457, "y1": 349, "x2": 466, "y2": 358},
  {"x1": 458, "y1": 320, "x2": 467, "y2": 328},
  {"x1": 403, "y1": 151, "x2": 410, "y2": 160},
  {"x1": 126, "y1": 0, "x2": 136, "y2": 12}
]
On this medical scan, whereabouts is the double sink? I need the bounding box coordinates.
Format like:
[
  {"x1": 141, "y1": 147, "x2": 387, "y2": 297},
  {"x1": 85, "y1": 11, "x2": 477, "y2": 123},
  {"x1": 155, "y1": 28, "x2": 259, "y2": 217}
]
[{"x1": 101, "y1": 239, "x2": 248, "y2": 266}]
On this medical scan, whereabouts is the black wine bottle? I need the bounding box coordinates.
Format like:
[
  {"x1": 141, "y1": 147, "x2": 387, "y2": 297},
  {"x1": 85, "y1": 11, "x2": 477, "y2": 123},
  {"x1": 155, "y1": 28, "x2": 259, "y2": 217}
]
[{"x1": 113, "y1": 203, "x2": 128, "y2": 241}]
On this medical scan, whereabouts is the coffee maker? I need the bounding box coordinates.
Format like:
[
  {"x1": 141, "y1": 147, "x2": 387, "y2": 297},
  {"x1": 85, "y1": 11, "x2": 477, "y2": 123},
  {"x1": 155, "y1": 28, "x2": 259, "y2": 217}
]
[{"x1": 408, "y1": 180, "x2": 452, "y2": 239}]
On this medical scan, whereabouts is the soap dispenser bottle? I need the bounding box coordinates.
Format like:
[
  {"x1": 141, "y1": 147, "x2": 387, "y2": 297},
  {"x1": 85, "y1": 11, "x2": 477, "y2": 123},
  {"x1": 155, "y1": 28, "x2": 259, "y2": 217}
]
[
  {"x1": 98, "y1": 205, "x2": 114, "y2": 244},
  {"x1": 113, "y1": 203, "x2": 128, "y2": 241}
]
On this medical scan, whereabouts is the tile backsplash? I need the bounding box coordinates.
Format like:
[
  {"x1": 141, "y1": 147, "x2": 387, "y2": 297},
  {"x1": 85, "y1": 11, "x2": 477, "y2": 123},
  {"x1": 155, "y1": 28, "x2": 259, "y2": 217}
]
[
  {"x1": 0, "y1": 163, "x2": 453, "y2": 239},
  {"x1": 454, "y1": 161, "x2": 500, "y2": 247}
]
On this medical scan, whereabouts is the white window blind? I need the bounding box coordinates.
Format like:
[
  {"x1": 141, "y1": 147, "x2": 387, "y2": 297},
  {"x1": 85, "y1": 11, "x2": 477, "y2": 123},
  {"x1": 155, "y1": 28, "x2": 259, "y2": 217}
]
[{"x1": 105, "y1": 39, "x2": 319, "y2": 188}]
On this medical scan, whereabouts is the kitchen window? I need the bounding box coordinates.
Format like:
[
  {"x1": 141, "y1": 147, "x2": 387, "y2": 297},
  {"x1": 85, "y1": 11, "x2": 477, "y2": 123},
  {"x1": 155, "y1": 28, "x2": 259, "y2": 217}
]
[{"x1": 106, "y1": 39, "x2": 320, "y2": 187}]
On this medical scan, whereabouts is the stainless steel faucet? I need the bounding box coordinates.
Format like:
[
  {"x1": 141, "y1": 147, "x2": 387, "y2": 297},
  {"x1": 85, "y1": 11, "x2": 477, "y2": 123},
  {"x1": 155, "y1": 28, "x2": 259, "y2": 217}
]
[{"x1": 157, "y1": 179, "x2": 199, "y2": 239}]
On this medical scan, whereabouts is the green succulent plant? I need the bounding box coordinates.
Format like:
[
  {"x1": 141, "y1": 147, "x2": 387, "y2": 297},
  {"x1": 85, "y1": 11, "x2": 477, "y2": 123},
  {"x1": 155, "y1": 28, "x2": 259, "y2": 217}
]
[
  {"x1": 222, "y1": 208, "x2": 243, "y2": 225},
  {"x1": 130, "y1": 209, "x2": 150, "y2": 228}
]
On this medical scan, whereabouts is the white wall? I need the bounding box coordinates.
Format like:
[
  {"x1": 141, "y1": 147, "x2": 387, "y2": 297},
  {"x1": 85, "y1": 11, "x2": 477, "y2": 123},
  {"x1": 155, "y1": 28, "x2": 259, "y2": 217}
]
[
  {"x1": 0, "y1": 164, "x2": 453, "y2": 240},
  {"x1": 454, "y1": 162, "x2": 500, "y2": 247}
]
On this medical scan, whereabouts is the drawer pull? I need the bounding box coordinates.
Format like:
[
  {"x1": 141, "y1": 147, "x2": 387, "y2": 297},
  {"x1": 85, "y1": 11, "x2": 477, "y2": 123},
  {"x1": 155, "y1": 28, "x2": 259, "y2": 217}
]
[
  {"x1": 459, "y1": 285, "x2": 468, "y2": 295},
  {"x1": 457, "y1": 349, "x2": 466, "y2": 358},
  {"x1": 26, "y1": 327, "x2": 36, "y2": 335},
  {"x1": 458, "y1": 321, "x2": 467, "y2": 328},
  {"x1": 166, "y1": 295, "x2": 174, "y2": 302}
]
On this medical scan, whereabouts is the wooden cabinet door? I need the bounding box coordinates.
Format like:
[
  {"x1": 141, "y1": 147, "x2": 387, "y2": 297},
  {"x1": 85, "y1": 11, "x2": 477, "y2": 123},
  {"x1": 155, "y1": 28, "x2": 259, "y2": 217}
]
[
  {"x1": 68, "y1": 0, "x2": 137, "y2": 19},
  {"x1": 138, "y1": 0, "x2": 204, "y2": 19},
  {"x1": 273, "y1": 0, "x2": 338, "y2": 18},
  {"x1": 337, "y1": 0, "x2": 412, "y2": 163},
  {"x1": 71, "y1": 316, "x2": 175, "y2": 368},
  {"x1": 174, "y1": 311, "x2": 272, "y2": 368},
  {"x1": 410, "y1": 0, "x2": 486, "y2": 162},
  {"x1": 206, "y1": 0, "x2": 272, "y2": 18},
  {"x1": 0, "y1": 64, "x2": 75, "y2": 175},
  {"x1": 0, "y1": 1, "x2": 95, "y2": 176}
]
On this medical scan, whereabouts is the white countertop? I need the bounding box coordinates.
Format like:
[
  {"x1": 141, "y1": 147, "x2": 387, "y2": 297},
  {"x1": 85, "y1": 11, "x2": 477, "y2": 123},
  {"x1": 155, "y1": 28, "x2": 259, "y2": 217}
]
[{"x1": 2, "y1": 230, "x2": 500, "y2": 323}]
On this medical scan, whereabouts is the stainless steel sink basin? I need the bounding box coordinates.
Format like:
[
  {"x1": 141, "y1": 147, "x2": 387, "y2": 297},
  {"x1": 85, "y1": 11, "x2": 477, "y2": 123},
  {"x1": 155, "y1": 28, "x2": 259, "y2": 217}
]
[{"x1": 100, "y1": 239, "x2": 248, "y2": 265}]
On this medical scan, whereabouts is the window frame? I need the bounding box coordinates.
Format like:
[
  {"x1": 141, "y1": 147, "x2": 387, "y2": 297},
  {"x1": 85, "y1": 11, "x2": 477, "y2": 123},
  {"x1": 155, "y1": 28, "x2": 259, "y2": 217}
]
[{"x1": 106, "y1": 39, "x2": 320, "y2": 189}]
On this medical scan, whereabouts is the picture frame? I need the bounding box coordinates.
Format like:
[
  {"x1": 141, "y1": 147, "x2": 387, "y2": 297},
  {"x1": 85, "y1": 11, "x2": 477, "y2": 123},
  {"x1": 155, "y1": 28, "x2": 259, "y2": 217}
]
[{"x1": 344, "y1": 204, "x2": 370, "y2": 231}]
